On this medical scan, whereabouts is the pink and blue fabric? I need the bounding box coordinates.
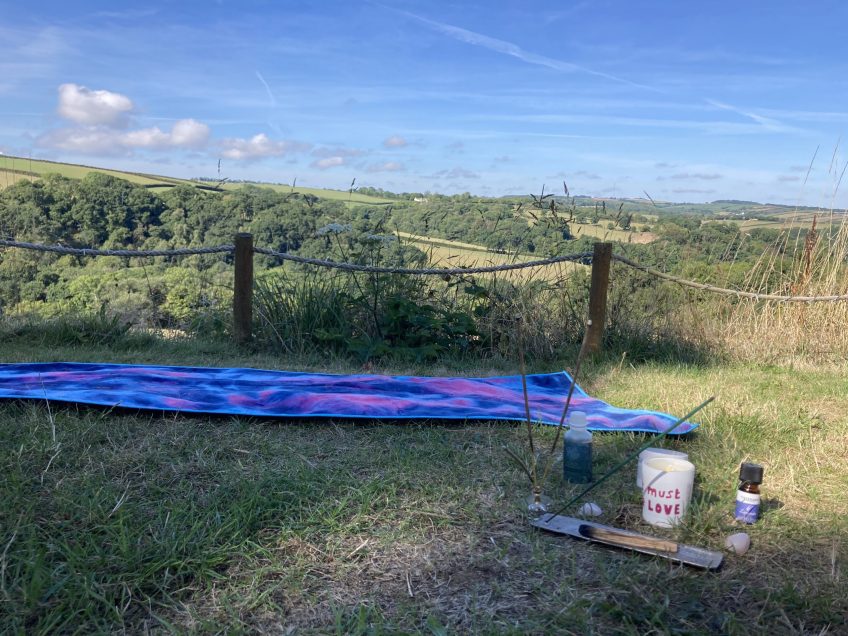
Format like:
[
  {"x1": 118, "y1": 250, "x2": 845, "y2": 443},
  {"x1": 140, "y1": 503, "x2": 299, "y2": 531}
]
[{"x1": 0, "y1": 362, "x2": 697, "y2": 434}]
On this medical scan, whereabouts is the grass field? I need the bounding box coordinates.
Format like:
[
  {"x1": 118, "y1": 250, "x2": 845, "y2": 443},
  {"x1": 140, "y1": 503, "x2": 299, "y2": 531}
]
[
  {"x1": 1, "y1": 153, "x2": 846, "y2": 633},
  {"x1": 0, "y1": 155, "x2": 396, "y2": 205},
  {"x1": 0, "y1": 156, "x2": 185, "y2": 188},
  {"x1": 739, "y1": 211, "x2": 845, "y2": 231},
  {"x1": 395, "y1": 231, "x2": 499, "y2": 252},
  {"x1": 706, "y1": 208, "x2": 848, "y2": 232},
  {"x1": 396, "y1": 231, "x2": 587, "y2": 282},
  {"x1": 0, "y1": 333, "x2": 845, "y2": 634},
  {"x1": 569, "y1": 222, "x2": 656, "y2": 244},
  {"x1": 517, "y1": 207, "x2": 656, "y2": 244}
]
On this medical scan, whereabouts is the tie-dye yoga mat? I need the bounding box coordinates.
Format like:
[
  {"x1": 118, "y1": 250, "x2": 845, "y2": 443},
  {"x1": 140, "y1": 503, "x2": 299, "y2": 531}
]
[{"x1": 0, "y1": 362, "x2": 697, "y2": 434}]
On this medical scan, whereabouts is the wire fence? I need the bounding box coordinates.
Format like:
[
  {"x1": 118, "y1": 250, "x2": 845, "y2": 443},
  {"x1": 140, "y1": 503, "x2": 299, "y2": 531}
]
[{"x1": 2, "y1": 237, "x2": 848, "y2": 302}]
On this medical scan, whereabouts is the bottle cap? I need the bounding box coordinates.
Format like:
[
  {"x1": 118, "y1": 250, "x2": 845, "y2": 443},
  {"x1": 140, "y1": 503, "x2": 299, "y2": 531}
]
[
  {"x1": 570, "y1": 411, "x2": 587, "y2": 428},
  {"x1": 739, "y1": 462, "x2": 763, "y2": 484}
]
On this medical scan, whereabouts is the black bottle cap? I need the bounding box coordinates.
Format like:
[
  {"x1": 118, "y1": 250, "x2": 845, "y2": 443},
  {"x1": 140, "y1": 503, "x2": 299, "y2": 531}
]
[{"x1": 739, "y1": 462, "x2": 764, "y2": 484}]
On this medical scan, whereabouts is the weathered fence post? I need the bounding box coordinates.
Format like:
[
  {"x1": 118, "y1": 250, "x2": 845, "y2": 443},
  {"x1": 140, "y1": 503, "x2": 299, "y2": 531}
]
[
  {"x1": 584, "y1": 241, "x2": 612, "y2": 355},
  {"x1": 233, "y1": 233, "x2": 253, "y2": 345}
]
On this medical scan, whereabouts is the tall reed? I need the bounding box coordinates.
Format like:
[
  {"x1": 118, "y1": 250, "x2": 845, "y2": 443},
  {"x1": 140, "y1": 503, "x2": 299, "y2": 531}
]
[{"x1": 719, "y1": 212, "x2": 848, "y2": 364}]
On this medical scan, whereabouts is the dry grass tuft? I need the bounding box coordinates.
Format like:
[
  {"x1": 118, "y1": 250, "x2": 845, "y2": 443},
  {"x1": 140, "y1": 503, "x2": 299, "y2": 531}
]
[{"x1": 715, "y1": 211, "x2": 848, "y2": 364}]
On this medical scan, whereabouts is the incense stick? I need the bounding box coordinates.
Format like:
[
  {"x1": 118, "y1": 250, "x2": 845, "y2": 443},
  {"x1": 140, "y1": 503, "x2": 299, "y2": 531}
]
[{"x1": 543, "y1": 396, "x2": 714, "y2": 522}]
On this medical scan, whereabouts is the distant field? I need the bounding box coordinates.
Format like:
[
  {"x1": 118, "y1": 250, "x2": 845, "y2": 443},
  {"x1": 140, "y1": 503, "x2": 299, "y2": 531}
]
[
  {"x1": 0, "y1": 168, "x2": 36, "y2": 188},
  {"x1": 518, "y1": 206, "x2": 656, "y2": 244},
  {"x1": 712, "y1": 209, "x2": 847, "y2": 232},
  {"x1": 0, "y1": 155, "x2": 396, "y2": 205},
  {"x1": 0, "y1": 156, "x2": 185, "y2": 187},
  {"x1": 395, "y1": 231, "x2": 499, "y2": 252},
  {"x1": 398, "y1": 232, "x2": 586, "y2": 281},
  {"x1": 569, "y1": 222, "x2": 657, "y2": 243}
]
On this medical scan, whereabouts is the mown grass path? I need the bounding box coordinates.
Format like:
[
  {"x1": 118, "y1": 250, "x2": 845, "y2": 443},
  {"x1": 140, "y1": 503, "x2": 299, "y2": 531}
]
[{"x1": 1, "y1": 339, "x2": 845, "y2": 634}]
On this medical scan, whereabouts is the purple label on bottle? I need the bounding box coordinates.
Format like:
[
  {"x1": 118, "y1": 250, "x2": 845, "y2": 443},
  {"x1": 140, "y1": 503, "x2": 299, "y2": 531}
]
[{"x1": 735, "y1": 491, "x2": 760, "y2": 524}]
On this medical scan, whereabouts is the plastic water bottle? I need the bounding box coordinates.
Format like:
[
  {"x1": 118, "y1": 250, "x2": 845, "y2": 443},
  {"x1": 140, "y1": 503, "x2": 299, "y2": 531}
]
[{"x1": 564, "y1": 411, "x2": 592, "y2": 483}]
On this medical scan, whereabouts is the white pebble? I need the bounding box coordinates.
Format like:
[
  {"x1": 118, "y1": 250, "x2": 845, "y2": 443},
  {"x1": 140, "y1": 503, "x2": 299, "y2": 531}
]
[
  {"x1": 724, "y1": 532, "x2": 751, "y2": 555},
  {"x1": 579, "y1": 502, "x2": 603, "y2": 517}
]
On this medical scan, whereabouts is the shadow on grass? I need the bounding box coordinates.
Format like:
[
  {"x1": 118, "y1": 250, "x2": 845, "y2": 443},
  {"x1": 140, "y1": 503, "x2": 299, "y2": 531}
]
[{"x1": 604, "y1": 325, "x2": 722, "y2": 367}]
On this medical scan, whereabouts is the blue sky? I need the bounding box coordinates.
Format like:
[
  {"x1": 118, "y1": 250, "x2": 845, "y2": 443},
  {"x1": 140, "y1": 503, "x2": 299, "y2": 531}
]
[{"x1": 2, "y1": 1, "x2": 848, "y2": 206}]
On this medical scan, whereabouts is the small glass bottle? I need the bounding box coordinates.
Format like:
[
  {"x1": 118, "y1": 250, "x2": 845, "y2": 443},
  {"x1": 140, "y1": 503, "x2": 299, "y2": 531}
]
[
  {"x1": 735, "y1": 462, "x2": 764, "y2": 524},
  {"x1": 526, "y1": 486, "x2": 552, "y2": 516},
  {"x1": 564, "y1": 411, "x2": 592, "y2": 483}
]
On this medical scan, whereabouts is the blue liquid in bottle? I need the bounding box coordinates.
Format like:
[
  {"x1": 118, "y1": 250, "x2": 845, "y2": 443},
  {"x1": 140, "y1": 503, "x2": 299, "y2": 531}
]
[{"x1": 564, "y1": 411, "x2": 592, "y2": 483}]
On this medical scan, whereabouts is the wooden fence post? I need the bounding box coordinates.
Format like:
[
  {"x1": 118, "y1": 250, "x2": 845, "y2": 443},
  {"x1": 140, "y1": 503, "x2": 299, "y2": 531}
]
[
  {"x1": 584, "y1": 241, "x2": 612, "y2": 355},
  {"x1": 233, "y1": 233, "x2": 253, "y2": 345}
]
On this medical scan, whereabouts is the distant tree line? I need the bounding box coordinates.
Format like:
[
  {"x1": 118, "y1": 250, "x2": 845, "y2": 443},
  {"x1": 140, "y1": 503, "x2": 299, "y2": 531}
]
[{"x1": 0, "y1": 172, "x2": 809, "y2": 337}]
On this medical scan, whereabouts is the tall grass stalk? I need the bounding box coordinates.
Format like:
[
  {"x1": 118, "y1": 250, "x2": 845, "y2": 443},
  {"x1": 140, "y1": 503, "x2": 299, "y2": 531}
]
[
  {"x1": 721, "y1": 211, "x2": 848, "y2": 364},
  {"x1": 512, "y1": 315, "x2": 589, "y2": 508},
  {"x1": 253, "y1": 270, "x2": 352, "y2": 355},
  {"x1": 538, "y1": 328, "x2": 588, "y2": 491}
]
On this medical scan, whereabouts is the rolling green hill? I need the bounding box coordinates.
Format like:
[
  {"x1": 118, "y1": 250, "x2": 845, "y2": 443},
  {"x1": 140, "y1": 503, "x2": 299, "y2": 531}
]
[
  {"x1": 0, "y1": 155, "x2": 192, "y2": 187},
  {"x1": 4, "y1": 155, "x2": 844, "y2": 222},
  {"x1": 0, "y1": 155, "x2": 396, "y2": 205}
]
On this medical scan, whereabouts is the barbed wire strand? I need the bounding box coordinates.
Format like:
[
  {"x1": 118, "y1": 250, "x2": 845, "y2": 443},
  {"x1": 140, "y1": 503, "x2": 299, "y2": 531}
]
[{"x1": 1, "y1": 238, "x2": 846, "y2": 302}]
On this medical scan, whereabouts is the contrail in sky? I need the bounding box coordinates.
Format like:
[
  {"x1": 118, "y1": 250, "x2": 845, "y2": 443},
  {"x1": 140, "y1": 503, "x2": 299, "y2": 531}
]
[
  {"x1": 255, "y1": 71, "x2": 277, "y2": 108},
  {"x1": 376, "y1": 3, "x2": 802, "y2": 135},
  {"x1": 704, "y1": 99, "x2": 794, "y2": 132},
  {"x1": 392, "y1": 7, "x2": 662, "y2": 93}
]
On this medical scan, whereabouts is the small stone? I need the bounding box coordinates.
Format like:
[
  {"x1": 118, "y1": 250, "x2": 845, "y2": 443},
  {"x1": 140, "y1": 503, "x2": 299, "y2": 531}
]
[
  {"x1": 724, "y1": 532, "x2": 751, "y2": 555},
  {"x1": 579, "y1": 502, "x2": 602, "y2": 517}
]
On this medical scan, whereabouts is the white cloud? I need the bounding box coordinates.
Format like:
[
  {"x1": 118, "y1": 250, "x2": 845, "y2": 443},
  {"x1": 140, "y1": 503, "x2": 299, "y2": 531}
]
[
  {"x1": 312, "y1": 146, "x2": 364, "y2": 158},
  {"x1": 383, "y1": 135, "x2": 408, "y2": 148},
  {"x1": 39, "y1": 118, "x2": 211, "y2": 154},
  {"x1": 122, "y1": 127, "x2": 169, "y2": 148},
  {"x1": 670, "y1": 188, "x2": 716, "y2": 195},
  {"x1": 38, "y1": 127, "x2": 127, "y2": 155},
  {"x1": 668, "y1": 172, "x2": 723, "y2": 180},
  {"x1": 366, "y1": 161, "x2": 404, "y2": 172},
  {"x1": 42, "y1": 84, "x2": 305, "y2": 161},
  {"x1": 123, "y1": 119, "x2": 210, "y2": 149},
  {"x1": 219, "y1": 133, "x2": 308, "y2": 160},
  {"x1": 572, "y1": 170, "x2": 601, "y2": 180},
  {"x1": 435, "y1": 166, "x2": 480, "y2": 179},
  {"x1": 57, "y1": 83, "x2": 134, "y2": 126},
  {"x1": 312, "y1": 156, "x2": 346, "y2": 169},
  {"x1": 171, "y1": 119, "x2": 210, "y2": 147},
  {"x1": 91, "y1": 8, "x2": 158, "y2": 20}
]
